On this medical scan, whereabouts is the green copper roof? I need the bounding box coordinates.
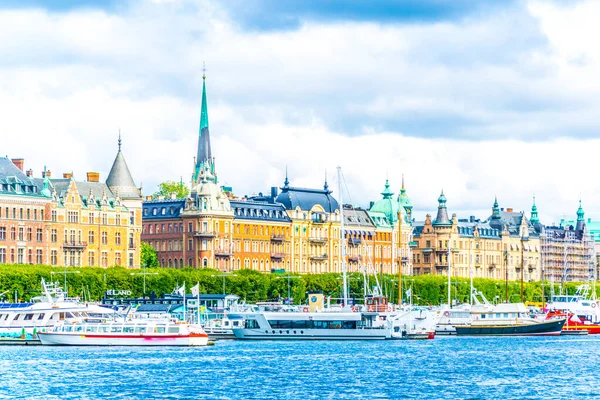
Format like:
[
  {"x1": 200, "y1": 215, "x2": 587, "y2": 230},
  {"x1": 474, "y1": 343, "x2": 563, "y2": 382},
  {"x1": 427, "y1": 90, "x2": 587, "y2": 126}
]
[
  {"x1": 577, "y1": 199, "x2": 585, "y2": 222},
  {"x1": 492, "y1": 196, "x2": 500, "y2": 219},
  {"x1": 200, "y1": 75, "x2": 209, "y2": 132},
  {"x1": 530, "y1": 195, "x2": 539, "y2": 224},
  {"x1": 397, "y1": 175, "x2": 412, "y2": 209},
  {"x1": 370, "y1": 180, "x2": 398, "y2": 223}
]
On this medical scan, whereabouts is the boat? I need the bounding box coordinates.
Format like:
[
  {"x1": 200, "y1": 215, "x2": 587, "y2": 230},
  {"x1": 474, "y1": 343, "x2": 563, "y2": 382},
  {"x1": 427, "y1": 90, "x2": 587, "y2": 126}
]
[
  {"x1": 545, "y1": 285, "x2": 600, "y2": 325},
  {"x1": 38, "y1": 318, "x2": 209, "y2": 346},
  {"x1": 435, "y1": 304, "x2": 472, "y2": 335},
  {"x1": 455, "y1": 302, "x2": 566, "y2": 336},
  {"x1": 547, "y1": 311, "x2": 600, "y2": 335},
  {"x1": 0, "y1": 279, "x2": 114, "y2": 342}
]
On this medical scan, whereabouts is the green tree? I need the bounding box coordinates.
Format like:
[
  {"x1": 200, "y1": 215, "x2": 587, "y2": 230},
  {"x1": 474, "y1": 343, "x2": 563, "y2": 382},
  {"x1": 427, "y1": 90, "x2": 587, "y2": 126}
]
[
  {"x1": 154, "y1": 180, "x2": 189, "y2": 199},
  {"x1": 140, "y1": 242, "x2": 159, "y2": 268}
]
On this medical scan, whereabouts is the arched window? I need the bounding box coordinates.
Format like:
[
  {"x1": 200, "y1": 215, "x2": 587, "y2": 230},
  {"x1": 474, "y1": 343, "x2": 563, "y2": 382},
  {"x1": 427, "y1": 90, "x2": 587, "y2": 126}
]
[{"x1": 203, "y1": 257, "x2": 208, "y2": 267}]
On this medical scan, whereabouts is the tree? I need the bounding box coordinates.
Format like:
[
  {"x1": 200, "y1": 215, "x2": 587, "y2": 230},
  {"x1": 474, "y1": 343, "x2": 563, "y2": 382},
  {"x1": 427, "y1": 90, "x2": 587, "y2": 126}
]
[
  {"x1": 140, "y1": 242, "x2": 159, "y2": 268},
  {"x1": 154, "y1": 180, "x2": 189, "y2": 199}
]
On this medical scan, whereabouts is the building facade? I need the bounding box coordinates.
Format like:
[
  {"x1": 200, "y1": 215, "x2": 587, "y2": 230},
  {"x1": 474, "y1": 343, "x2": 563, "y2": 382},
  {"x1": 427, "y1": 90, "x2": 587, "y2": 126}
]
[
  {"x1": 412, "y1": 194, "x2": 543, "y2": 282},
  {"x1": 0, "y1": 139, "x2": 143, "y2": 268}
]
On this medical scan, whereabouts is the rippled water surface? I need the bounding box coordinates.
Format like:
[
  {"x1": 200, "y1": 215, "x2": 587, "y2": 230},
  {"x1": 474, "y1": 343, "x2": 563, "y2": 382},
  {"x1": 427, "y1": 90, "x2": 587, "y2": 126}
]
[{"x1": 2, "y1": 336, "x2": 600, "y2": 399}]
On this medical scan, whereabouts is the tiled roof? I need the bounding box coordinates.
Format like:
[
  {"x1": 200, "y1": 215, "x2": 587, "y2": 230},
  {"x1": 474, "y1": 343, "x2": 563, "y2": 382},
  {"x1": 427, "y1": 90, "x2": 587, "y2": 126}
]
[
  {"x1": 0, "y1": 157, "x2": 46, "y2": 198},
  {"x1": 143, "y1": 199, "x2": 186, "y2": 220},
  {"x1": 230, "y1": 200, "x2": 291, "y2": 222},
  {"x1": 275, "y1": 185, "x2": 339, "y2": 213}
]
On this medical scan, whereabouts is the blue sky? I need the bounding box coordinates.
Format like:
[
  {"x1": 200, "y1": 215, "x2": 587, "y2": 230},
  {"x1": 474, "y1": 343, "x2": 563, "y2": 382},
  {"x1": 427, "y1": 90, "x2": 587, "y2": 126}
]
[{"x1": 1, "y1": 0, "x2": 599, "y2": 222}]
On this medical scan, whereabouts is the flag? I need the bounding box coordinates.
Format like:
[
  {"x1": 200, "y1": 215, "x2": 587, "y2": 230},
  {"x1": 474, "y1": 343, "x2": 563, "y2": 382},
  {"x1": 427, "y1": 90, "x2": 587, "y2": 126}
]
[
  {"x1": 175, "y1": 283, "x2": 185, "y2": 296},
  {"x1": 406, "y1": 288, "x2": 412, "y2": 298},
  {"x1": 191, "y1": 283, "x2": 200, "y2": 297}
]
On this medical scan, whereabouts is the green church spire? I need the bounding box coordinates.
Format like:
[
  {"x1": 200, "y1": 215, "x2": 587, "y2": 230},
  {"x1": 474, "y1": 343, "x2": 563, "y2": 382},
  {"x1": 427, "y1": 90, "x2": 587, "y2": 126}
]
[
  {"x1": 381, "y1": 179, "x2": 393, "y2": 199},
  {"x1": 492, "y1": 196, "x2": 500, "y2": 220},
  {"x1": 530, "y1": 195, "x2": 539, "y2": 224},
  {"x1": 577, "y1": 199, "x2": 585, "y2": 222},
  {"x1": 193, "y1": 63, "x2": 214, "y2": 183}
]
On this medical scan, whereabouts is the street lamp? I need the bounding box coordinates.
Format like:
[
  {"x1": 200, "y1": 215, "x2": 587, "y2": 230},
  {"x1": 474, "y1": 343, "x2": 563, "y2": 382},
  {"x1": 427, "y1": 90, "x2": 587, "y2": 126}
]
[
  {"x1": 211, "y1": 273, "x2": 238, "y2": 295},
  {"x1": 130, "y1": 271, "x2": 159, "y2": 297},
  {"x1": 276, "y1": 275, "x2": 300, "y2": 304},
  {"x1": 50, "y1": 270, "x2": 80, "y2": 295}
]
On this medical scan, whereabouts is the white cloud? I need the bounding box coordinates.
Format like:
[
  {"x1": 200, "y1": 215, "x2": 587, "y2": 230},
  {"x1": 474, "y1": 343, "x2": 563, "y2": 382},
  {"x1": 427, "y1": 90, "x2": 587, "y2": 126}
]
[{"x1": 1, "y1": 0, "x2": 599, "y2": 226}]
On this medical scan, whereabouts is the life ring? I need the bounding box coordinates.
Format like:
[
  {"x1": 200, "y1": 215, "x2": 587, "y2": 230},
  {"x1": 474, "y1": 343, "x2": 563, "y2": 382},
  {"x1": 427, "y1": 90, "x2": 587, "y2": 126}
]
[
  {"x1": 351, "y1": 306, "x2": 358, "y2": 312},
  {"x1": 368, "y1": 306, "x2": 374, "y2": 312},
  {"x1": 303, "y1": 307, "x2": 309, "y2": 313},
  {"x1": 387, "y1": 305, "x2": 393, "y2": 312},
  {"x1": 592, "y1": 303, "x2": 597, "y2": 308},
  {"x1": 443, "y1": 311, "x2": 450, "y2": 317}
]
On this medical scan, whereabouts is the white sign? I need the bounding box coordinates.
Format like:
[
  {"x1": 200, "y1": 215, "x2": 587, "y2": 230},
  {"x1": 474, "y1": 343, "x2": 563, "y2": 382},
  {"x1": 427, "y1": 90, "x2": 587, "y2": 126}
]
[{"x1": 106, "y1": 289, "x2": 132, "y2": 297}]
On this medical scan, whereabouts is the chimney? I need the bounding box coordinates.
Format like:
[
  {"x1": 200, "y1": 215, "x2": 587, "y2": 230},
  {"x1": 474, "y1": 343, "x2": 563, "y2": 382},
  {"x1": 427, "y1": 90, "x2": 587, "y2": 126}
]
[
  {"x1": 145, "y1": 195, "x2": 153, "y2": 201},
  {"x1": 26, "y1": 169, "x2": 33, "y2": 177},
  {"x1": 63, "y1": 172, "x2": 73, "y2": 179},
  {"x1": 507, "y1": 208, "x2": 513, "y2": 213},
  {"x1": 271, "y1": 186, "x2": 278, "y2": 198},
  {"x1": 11, "y1": 158, "x2": 24, "y2": 171},
  {"x1": 46, "y1": 170, "x2": 52, "y2": 178},
  {"x1": 86, "y1": 172, "x2": 100, "y2": 182},
  {"x1": 157, "y1": 195, "x2": 165, "y2": 200}
]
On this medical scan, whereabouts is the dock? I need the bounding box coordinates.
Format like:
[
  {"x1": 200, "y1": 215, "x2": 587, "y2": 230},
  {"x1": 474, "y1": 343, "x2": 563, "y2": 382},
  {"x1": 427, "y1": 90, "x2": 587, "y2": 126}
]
[{"x1": 0, "y1": 339, "x2": 42, "y2": 345}]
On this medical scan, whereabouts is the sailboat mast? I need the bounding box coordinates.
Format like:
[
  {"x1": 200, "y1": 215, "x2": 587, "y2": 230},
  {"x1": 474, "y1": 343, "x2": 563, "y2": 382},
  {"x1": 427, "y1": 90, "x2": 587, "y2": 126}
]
[
  {"x1": 447, "y1": 245, "x2": 451, "y2": 308},
  {"x1": 338, "y1": 167, "x2": 349, "y2": 307}
]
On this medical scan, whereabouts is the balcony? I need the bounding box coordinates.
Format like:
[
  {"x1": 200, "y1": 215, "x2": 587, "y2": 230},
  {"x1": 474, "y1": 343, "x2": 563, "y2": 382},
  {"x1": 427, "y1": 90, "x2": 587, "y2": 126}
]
[
  {"x1": 193, "y1": 230, "x2": 216, "y2": 239},
  {"x1": 409, "y1": 241, "x2": 418, "y2": 247},
  {"x1": 309, "y1": 254, "x2": 328, "y2": 261},
  {"x1": 62, "y1": 241, "x2": 87, "y2": 249},
  {"x1": 311, "y1": 213, "x2": 328, "y2": 224},
  {"x1": 215, "y1": 249, "x2": 232, "y2": 258},
  {"x1": 348, "y1": 237, "x2": 361, "y2": 246},
  {"x1": 348, "y1": 255, "x2": 361, "y2": 263},
  {"x1": 270, "y1": 235, "x2": 286, "y2": 242},
  {"x1": 270, "y1": 253, "x2": 286, "y2": 260},
  {"x1": 308, "y1": 237, "x2": 328, "y2": 244}
]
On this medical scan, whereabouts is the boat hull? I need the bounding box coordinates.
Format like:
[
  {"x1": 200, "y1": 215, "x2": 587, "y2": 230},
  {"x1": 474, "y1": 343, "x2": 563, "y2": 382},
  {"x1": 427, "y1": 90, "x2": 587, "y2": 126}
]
[
  {"x1": 233, "y1": 328, "x2": 389, "y2": 340},
  {"x1": 455, "y1": 319, "x2": 565, "y2": 336},
  {"x1": 38, "y1": 332, "x2": 209, "y2": 346}
]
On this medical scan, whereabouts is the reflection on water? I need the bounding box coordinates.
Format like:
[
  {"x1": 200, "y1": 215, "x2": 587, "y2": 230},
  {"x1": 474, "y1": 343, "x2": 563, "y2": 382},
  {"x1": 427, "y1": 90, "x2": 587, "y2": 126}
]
[{"x1": 2, "y1": 337, "x2": 600, "y2": 399}]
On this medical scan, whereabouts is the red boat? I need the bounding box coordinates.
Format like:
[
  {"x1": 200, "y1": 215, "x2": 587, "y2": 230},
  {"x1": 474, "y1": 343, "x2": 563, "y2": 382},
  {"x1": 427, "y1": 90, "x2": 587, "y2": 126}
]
[{"x1": 547, "y1": 311, "x2": 600, "y2": 334}]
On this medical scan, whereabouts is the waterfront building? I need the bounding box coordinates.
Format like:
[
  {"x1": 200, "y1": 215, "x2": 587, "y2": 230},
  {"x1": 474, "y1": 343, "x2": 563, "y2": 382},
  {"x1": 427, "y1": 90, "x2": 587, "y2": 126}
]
[
  {"x1": 47, "y1": 138, "x2": 143, "y2": 268},
  {"x1": 0, "y1": 157, "x2": 51, "y2": 265},
  {"x1": 0, "y1": 141, "x2": 143, "y2": 268},
  {"x1": 540, "y1": 200, "x2": 597, "y2": 282},
  {"x1": 412, "y1": 193, "x2": 542, "y2": 282}
]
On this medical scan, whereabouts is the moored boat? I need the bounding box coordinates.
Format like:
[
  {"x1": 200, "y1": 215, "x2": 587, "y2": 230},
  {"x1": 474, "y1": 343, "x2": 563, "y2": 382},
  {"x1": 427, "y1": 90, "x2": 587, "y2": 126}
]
[
  {"x1": 38, "y1": 319, "x2": 209, "y2": 346},
  {"x1": 456, "y1": 303, "x2": 566, "y2": 336}
]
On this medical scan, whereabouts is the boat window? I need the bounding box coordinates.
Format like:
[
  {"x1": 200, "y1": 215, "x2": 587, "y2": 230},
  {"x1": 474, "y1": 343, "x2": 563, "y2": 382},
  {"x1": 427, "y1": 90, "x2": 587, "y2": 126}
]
[
  {"x1": 481, "y1": 314, "x2": 486, "y2": 319},
  {"x1": 582, "y1": 302, "x2": 590, "y2": 307},
  {"x1": 85, "y1": 326, "x2": 97, "y2": 333},
  {"x1": 245, "y1": 319, "x2": 260, "y2": 329},
  {"x1": 99, "y1": 326, "x2": 110, "y2": 333},
  {"x1": 111, "y1": 326, "x2": 121, "y2": 333},
  {"x1": 75, "y1": 326, "x2": 84, "y2": 332},
  {"x1": 495, "y1": 313, "x2": 500, "y2": 318},
  {"x1": 123, "y1": 326, "x2": 135, "y2": 333},
  {"x1": 168, "y1": 327, "x2": 179, "y2": 334},
  {"x1": 503, "y1": 313, "x2": 509, "y2": 318},
  {"x1": 65, "y1": 326, "x2": 73, "y2": 332},
  {"x1": 38, "y1": 313, "x2": 45, "y2": 320},
  {"x1": 24, "y1": 314, "x2": 34, "y2": 320},
  {"x1": 155, "y1": 326, "x2": 166, "y2": 333},
  {"x1": 135, "y1": 327, "x2": 146, "y2": 333},
  {"x1": 66, "y1": 312, "x2": 76, "y2": 318}
]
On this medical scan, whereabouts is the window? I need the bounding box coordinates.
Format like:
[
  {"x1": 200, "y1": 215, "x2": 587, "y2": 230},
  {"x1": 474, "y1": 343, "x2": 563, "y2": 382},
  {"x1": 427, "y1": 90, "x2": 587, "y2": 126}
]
[
  {"x1": 188, "y1": 239, "x2": 193, "y2": 251},
  {"x1": 17, "y1": 248, "x2": 24, "y2": 264},
  {"x1": 101, "y1": 251, "x2": 108, "y2": 267},
  {"x1": 102, "y1": 213, "x2": 107, "y2": 225},
  {"x1": 0, "y1": 248, "x2": 5, "y2": 263},
  {"x1": 36, "y1": 228, "x2": 43, "y2": 242},
  {"x1": 51, "y1": 210, "x2": 57, "y2": 222},
  {"x1": 51, "y1": 250, "x2": 57, "y2": 265},
  {"x1": 89, "y1": 231, "x2": 95, "y2": 244},
  {"x1": 129, "y1": 253, "x2": 134, "y2": 267},
  {"x1": 116, "y1": 214, "x2": 121, "y2": 226},
  {"x1": 26, "y1": 228, "x2": 32, "y2": 241},
  {"x1": 115, "y1": 232, "x2": 121, "y2": 246},
  {"x1": 188, "y1": 222, "x2": 192, "y2": 233},
  {"x1": 36, "y1": 249, "x2": 42, "y2": 264},
  {"x1": 10, "y1": 227, "x2": 15, "y2": 240},
  {"x1": 51, "y1": 229, "x2": 57, "y2": 243},
  {"x1": 0, "y1": 227, "x2": 5, "y2": 240},
  {"x1": 101, "y1": 232, "x2": 107, "y2": 245},
  {"x1": 89, "y1": 252, "x2": 95, "y2": 266},
  {"x1": 18, "y1": 227, "x2": 24, "y2": 241},
  {"x1": 115, "y1": 252, "x2": 121, "y2": 266},
  {"x1": 89, "y1": 213, "x2": 95, "y2": 224},
  {"x1": 130, "y1": 211, "x2": 134, "y2": 225}
]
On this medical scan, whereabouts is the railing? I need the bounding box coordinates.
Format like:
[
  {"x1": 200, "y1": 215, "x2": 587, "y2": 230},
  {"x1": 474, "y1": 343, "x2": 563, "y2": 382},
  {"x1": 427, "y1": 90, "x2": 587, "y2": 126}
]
[
  {"x1": 309, "y1": 254, "x2": 328, "y2": 261},
  {"x1": 308, "y1": 237, "x2": 328, "y2": 244},
  {"x1": 409, "y1": 241, "x2": 418, "y2": 247},
  {"x1": 62, "y1": 241, "x2": 87, "y2": 249},
  {"x1": 270, "y1": 235, "x2": 285, "y2": 242},
  {"x1": 348, "y1": 255, "x2": 361, "y2": 263},
  {"x1": 193, "y1": 230, "x2": 216, "y2": 238},
  {"x1": 270, "y1": 253, "x2": 286, "y2": 259},
  {"x1": 215, "y1": 249, "x2": 232, "y2": 257},
  {"x1": 348, "y1": 238, "x2": 361, "y2": 246}
]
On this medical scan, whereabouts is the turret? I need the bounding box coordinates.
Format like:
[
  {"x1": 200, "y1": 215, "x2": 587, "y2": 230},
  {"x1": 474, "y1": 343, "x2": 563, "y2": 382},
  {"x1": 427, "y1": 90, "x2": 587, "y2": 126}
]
[
  {"x1": 433, "y1": 190, "x2": 450, "y2": 226},
  {"x1": 576, "y1": 199, "x2": 585, "y2": 231},
  {"x1": 192, "y1": 64, "x2": 215, "y2": 185}
]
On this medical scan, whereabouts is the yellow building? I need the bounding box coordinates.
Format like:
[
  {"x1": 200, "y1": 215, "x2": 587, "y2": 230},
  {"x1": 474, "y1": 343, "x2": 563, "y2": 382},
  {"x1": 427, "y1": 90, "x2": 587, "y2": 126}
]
[
  {"x1": 412, "y1": 193, "x2": 542, "y2": 282},
  {"x1": 47, "y1": 137, "x2": 143, "y2": 268}
]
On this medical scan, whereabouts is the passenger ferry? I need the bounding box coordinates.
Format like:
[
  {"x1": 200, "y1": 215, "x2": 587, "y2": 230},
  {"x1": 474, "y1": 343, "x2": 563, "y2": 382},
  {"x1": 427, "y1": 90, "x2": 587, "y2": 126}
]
[
  {"x1": 0, "y1": 279, "x2": 113, "y2": 340},
  {"x1": 456, "y1": 302, "x2": 565, "y2": 336},
  {"x1": 38, "y1": 319, "x2": 209, "y2": 346},
  {"x1": 545, "y1": 285, "x2": 600, "y2": 324},
  {"x1": 435, "y1": 305, "x2": 472, "y2": 335}
]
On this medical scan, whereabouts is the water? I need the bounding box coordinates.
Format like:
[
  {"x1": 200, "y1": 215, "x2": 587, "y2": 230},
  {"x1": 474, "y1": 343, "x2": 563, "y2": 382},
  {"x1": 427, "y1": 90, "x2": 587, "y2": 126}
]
[{"x1": 2, "y1": 336, "x2": 600, "y2": 399}]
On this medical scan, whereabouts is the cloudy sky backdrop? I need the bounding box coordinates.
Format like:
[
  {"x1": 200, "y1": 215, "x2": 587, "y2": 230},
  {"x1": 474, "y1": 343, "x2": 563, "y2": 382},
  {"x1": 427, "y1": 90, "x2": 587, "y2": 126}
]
[{"x1": 2, "y1": 0, "x2": 599, "y2": 224}]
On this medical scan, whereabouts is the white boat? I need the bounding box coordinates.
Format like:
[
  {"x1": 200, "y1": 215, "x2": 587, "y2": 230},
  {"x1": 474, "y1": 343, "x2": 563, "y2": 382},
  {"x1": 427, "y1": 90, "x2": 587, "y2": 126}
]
[
  {"x1": 229, "y1": 308, "x2": 390, "y2": 340},
  {"x1": 435, "y1": 304, "x2": 472, "y2": 335},
  {"x1": 0, "y1": 279, "x2": 114, "y2": 341},
  {"x1": 38, "y1": 319, "x2": 209, "y2": 346},
  {"x1": 546, "y1": 285, "x2": 600, "y2": 323}
]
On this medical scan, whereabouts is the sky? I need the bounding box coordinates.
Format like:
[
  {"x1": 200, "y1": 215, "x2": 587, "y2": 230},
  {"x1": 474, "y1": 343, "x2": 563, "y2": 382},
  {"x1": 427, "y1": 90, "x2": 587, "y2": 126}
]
[{"x1": 1, "y1": 0, "x2": 599, "y2": 225}]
